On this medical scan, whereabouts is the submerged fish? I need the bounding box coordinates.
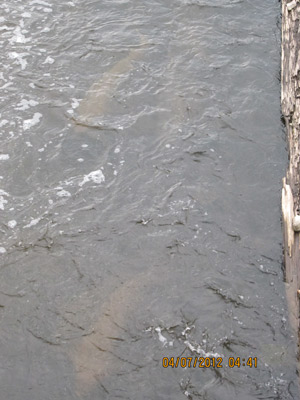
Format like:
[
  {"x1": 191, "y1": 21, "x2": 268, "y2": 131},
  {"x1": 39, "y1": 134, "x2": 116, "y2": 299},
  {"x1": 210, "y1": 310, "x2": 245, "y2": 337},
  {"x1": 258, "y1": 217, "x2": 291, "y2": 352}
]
[
  {"x1": 71, "y1": 270, "x2": 154, "y2": 396},
  {"x1": 72, "y1": 36, "x2": 149, "y2": 131}
]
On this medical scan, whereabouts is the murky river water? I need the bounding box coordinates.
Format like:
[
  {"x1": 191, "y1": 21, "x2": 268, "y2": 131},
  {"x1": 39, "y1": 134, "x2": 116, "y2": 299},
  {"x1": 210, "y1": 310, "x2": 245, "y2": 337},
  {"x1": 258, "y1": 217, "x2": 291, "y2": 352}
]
[{"x1": 0, "y1": 0, "x2": 299, "y2": 399}]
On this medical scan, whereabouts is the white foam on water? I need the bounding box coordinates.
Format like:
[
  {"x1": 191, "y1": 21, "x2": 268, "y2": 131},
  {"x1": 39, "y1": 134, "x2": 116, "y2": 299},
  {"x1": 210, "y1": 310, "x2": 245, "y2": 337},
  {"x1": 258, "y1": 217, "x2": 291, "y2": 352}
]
[
  {"x1": 79, "y1": 170, "x2": 105, "y2": 187},
  {"x1": 0, "y1": 154, "x2": 9, "y2": 161},
  {"x1": 9, "y1": 26, "x2": 31, "y2": 44},
  {"x1": 43, "y1": 56, "x2": 54, "y2": 64},
  {"x1": 0, "y1": 247, "x2": 6, "y2": 254},
  {"x1": 8, "y1": 52, "x2": 28, "y2": 70},
  {"x1": 114, "y1": 147, "x2": 120, "y2": 154},
  {"x1": 181, "y1": 326, "x2": 194, "y2": 336},
  {"x1": 16, "y1": 99, "x2": 39, "y2": 110},
  {"x1": 23, "y1": 113, "x2": 42, "y2": 130},
  {"x1": 0, "y1": 25, "x2": 14, "y2": 34},
  {"x1": 24, "y1": 217, "x2": 41, "y2": 228},
  {"x1": 184, "y1": 340, "x2": 222, "y2": 359},
  {"x1": 8, "y1": 220, "x2": 17, "y2": 229},
  {"x1": 21, "y1": 12, "x2": 32, "y2": 18},
  {"x1": 0, "y1": 189, "x2": 9, "y2": 210},
  {"x1": 0, "y1": 82, "x2": 13, "y2": 89},
  {"x1": 0, "y1": 120, "x2": 9, "y2": 128},
  {"x1": 0, "y1": 198, "x2": 8, "y2": 210},
  {"x1": 71, "y1": 98, "x2": 80, "y2": 109},
  {"x1": 56, "y1": 189, "x2": 71, "y2": 197},
  {"x1": 155, "y1": 327, "x2": 168, "y2": 346}
]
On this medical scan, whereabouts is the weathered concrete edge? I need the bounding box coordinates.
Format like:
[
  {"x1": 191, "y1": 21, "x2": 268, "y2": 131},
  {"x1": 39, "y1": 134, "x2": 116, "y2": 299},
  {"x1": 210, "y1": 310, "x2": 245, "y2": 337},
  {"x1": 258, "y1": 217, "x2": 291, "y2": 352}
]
[{"x1": 281, "y1": 0, "x2": 300, "y2": 344}]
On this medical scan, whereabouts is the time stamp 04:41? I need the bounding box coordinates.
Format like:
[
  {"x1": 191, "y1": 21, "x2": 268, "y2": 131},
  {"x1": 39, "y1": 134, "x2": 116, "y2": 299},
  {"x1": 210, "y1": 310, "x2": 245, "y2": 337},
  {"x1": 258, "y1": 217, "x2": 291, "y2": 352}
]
[{"x1": 162, "y1": 356, "x2": 257, "y2": 369}]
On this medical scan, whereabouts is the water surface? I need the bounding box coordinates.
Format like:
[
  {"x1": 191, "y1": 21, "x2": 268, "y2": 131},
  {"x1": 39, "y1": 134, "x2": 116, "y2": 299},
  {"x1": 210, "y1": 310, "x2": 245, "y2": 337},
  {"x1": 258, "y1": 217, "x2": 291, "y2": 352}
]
[{"x1": 0, "y1": 0, "x2": 298, "y2": 399}]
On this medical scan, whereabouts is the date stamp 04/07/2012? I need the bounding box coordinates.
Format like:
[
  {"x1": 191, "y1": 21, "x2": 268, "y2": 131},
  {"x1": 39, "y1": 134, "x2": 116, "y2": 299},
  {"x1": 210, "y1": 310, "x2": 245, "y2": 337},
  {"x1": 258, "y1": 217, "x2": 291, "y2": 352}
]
[{"x1": 162, "y1": 357, "x2": 257, "y2": 369}]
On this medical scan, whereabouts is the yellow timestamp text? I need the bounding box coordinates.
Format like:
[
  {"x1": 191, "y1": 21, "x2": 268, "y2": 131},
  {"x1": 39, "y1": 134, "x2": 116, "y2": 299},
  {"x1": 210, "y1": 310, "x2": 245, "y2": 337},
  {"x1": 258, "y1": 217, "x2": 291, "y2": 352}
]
[{"x1": 162, "y1": 356, "x2": 257, "y2": 369}]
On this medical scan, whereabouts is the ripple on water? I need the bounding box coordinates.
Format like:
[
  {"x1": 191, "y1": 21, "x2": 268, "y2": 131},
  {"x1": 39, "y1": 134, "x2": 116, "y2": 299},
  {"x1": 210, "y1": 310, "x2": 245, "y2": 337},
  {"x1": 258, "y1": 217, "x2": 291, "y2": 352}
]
[{"x1": 0, "y1": 0, "x2": 298, "y2": 399}]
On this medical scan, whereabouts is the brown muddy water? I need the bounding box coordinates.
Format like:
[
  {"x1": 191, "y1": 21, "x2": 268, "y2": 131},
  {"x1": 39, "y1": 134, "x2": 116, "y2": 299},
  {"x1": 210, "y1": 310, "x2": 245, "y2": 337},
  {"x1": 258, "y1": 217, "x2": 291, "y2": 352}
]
[{"x1": 0, "y1": 0, "x2": 298, "y2": 399}]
